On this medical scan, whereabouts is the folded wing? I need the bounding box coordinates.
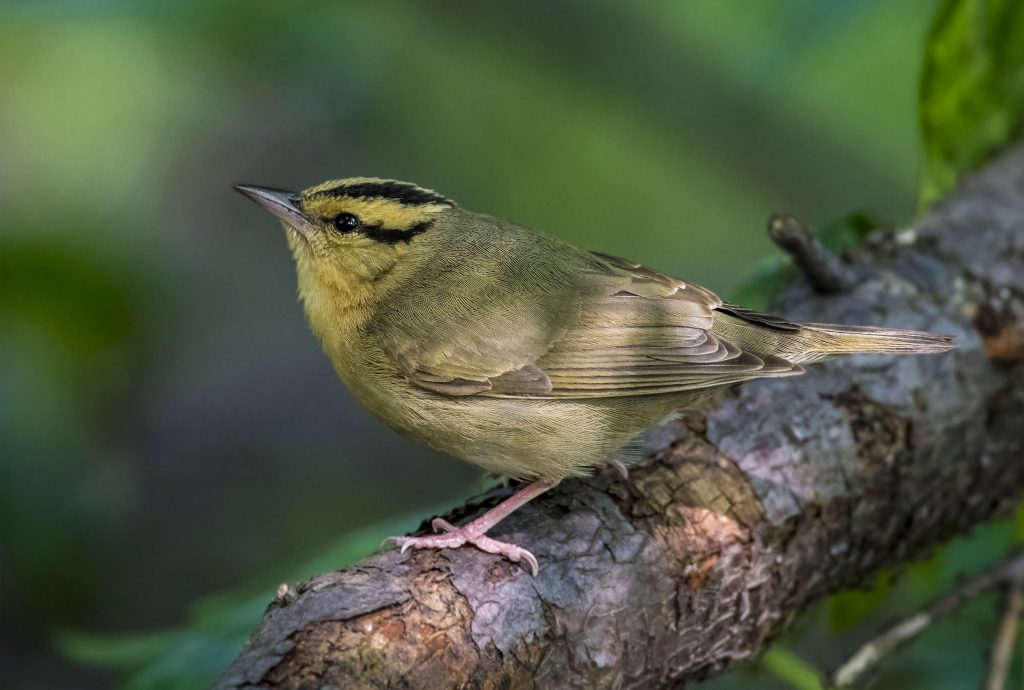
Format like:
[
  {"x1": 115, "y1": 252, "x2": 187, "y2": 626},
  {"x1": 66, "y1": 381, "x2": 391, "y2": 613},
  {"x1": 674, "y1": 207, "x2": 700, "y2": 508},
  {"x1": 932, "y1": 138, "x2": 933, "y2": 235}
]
[{"x1": 390, "y1": 251, "x2": 801, "y2": 399}]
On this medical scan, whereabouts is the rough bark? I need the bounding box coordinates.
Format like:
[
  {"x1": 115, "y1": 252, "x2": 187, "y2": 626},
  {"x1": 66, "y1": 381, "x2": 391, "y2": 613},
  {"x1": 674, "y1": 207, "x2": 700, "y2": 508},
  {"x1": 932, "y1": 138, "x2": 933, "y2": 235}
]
[{"x1": 216, "y1": 147, "x2": 1024, "y2": 690}]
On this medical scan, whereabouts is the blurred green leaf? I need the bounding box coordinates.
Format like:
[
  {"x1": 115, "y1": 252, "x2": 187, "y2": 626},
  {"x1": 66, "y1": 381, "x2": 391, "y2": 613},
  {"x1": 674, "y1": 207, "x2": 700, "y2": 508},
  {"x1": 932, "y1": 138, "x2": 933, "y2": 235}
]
[
  {"x1": 828, "y1": 572, "x2": 893, "y2": 631},
  {"x1": 0, "y1": 240, "x2": 140, "y2": 359},
  {"x1": 56, "y1": 631, "x2": 180, "y2": 670},
  {"x1": 919, "y1": 0, "x2": 1024, "y2": 206},
  {"x1": 816, "y1": 211, "x2": 884, "y2": 253},
  {"x1": 1015, "y1": 503, "x2": 1024, "y2": 541},
  {"x1": 58, "y1": 508, "x2": 443, "y2": 690},
  {"x1": 758, "y1": 647, "x2": 824, "y2": 690},
  {"x1": 729, "y1": 256, "x2": 793, "y2": 312}
]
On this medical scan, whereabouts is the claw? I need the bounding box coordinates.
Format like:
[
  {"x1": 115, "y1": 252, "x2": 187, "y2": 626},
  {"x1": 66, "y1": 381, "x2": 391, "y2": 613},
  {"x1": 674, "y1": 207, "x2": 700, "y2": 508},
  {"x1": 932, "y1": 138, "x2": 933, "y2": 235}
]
[
  {"x1": 382, "y1": 525, "x2": 539, "y2": 575},
  {"x1": 508, "y1": 546, "x2": 538, "y2": 577},
  {"x1": 607, "y1": 459, "x2": 630, "y2": 479},
  {"x1": 381, "y1": 536, "x2": 412, "y2": 554},
  {"x1": 380, "y1": 479, "x2": 556, "y2": 576}
]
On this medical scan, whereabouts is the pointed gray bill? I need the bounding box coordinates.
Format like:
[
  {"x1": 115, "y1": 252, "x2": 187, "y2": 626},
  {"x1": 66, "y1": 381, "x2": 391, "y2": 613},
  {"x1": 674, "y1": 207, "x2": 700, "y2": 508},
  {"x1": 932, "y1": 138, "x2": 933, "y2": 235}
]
[{"x1": 234, "y1": 184, "x2": 315, "y2": 235}]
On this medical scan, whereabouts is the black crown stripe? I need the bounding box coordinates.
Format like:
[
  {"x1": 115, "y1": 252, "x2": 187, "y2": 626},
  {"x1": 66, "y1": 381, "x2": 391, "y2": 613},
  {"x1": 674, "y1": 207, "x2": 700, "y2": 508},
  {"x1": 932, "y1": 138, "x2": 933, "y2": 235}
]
[{"x1": 313, "y1": 182, "x2": 450, "y2": 207}]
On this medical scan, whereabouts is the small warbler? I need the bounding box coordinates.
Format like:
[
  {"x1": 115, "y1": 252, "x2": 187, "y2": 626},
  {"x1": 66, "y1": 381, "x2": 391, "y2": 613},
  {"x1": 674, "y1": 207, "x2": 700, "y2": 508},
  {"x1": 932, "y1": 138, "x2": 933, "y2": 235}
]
[{"x1": 236, "y1": 178, "x2": 953, "y2": 575}]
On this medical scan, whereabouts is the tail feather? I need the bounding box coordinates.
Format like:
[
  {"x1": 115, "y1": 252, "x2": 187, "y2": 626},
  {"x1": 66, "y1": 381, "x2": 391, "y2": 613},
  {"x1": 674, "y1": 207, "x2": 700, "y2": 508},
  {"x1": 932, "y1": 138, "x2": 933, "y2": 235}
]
[
  {"x1": 712, "y1": 308, "x2": 956, "y2": 365},
  {"x1": 801, "y1": 323, "x2": 956, "y2": 356}
]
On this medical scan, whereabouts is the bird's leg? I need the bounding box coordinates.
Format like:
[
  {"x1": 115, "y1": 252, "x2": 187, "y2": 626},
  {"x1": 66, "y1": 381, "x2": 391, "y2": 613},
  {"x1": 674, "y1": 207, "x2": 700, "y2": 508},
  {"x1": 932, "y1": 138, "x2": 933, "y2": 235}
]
[{"x1": 385, "y1": 479, "x2": 556, "y2": 575}]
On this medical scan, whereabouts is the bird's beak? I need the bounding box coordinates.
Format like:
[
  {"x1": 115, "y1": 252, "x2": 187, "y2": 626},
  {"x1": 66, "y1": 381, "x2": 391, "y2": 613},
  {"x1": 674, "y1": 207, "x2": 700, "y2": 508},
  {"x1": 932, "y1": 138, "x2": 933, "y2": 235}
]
[{"x1": 234, "y1": 184, "x2": 315, "y2": 236}]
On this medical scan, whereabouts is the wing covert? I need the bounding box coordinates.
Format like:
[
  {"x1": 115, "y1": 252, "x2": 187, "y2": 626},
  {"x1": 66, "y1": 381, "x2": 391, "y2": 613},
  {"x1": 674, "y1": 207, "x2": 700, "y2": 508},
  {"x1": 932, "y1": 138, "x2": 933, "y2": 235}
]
[{"x1": 390, "y1": 251, "x2": 799, "y2": 398}]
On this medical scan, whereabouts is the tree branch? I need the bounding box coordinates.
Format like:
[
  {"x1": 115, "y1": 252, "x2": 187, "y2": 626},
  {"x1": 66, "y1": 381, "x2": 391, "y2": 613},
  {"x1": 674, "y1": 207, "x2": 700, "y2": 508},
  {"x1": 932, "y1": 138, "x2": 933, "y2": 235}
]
[
  {"x1": 768, "y1": 213, "x2": 855, "y2": 293},
  {"x1": 985, "y1": 573, "x2": 1024, "y2": 690},
  {"x1": 216, "y1": 146, "x2": 1024, "y2": 690},
  {"x1": 830, "y1": 550, "x2": 1024, "y2": 687}
]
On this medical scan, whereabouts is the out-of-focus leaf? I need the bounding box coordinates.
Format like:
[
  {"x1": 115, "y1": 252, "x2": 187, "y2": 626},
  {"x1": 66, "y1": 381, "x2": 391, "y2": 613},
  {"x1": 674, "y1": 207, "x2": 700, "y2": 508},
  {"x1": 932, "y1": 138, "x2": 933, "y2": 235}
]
[
  {"x1": 758, "y1": 647, "x2": 824, "y2": 690},
  {"x1": 1014, "y1": 503, "x2": 1024, "y2": 541},
  {"x1": 729, "y1": 256, "x2": 793, "y2": 311},
  {"x1": 0, "y1": 240, "x2": 140, "y2": 359},
  {"x1": 58, "y1": 508, "x2": 445, "y2": 690},
  {"x1": 816, "y1": 212, "x2": 884, "y2": 253},
  {"x1": 919, "y1": 0, "x2": 1024, "y2": 206},
  {"x1": 828, "y1": 572, "x2": 893, "y2": 631},
  {"x1": 55, "y1": 631, "x2": 180, "y2": 669}
]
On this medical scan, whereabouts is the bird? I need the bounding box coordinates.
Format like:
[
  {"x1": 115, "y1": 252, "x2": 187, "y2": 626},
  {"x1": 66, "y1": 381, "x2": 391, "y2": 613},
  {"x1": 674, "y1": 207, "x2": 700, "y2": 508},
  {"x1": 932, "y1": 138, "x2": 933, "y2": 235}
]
[{"x1": 235, "y1": 178, "x2": 954, "y2": 575}]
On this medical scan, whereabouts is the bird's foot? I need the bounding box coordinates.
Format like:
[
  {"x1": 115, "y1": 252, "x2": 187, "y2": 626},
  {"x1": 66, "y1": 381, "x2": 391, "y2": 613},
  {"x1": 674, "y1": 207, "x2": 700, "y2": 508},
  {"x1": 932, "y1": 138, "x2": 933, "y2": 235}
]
[
  {"x1": 384, "y1": 479, "x2": 555, "y2": 576},
  {"x1": 385, "y1": 517, "x2": 539, "y2": 576}
]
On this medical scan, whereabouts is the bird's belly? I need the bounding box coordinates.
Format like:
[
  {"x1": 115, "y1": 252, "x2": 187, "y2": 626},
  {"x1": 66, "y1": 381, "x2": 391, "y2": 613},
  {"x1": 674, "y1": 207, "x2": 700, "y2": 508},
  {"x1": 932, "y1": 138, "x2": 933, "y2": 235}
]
[{"x1": 337, "y1": 360, "x2": 677, "y2": 481}]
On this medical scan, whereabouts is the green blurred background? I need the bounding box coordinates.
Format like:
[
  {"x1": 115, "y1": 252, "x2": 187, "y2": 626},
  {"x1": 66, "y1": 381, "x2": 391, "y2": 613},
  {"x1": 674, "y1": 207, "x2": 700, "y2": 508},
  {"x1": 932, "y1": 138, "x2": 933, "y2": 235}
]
[{"x1": 3, "y1": 0, "x2": 1020, "y2": 688}]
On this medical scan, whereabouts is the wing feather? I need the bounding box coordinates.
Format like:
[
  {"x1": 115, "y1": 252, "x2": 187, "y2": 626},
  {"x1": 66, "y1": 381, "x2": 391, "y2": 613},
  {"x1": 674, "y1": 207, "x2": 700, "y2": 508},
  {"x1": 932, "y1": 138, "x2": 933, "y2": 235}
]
[{"x1": 399, "y1": 251, "x2": 799, "y2": 398}]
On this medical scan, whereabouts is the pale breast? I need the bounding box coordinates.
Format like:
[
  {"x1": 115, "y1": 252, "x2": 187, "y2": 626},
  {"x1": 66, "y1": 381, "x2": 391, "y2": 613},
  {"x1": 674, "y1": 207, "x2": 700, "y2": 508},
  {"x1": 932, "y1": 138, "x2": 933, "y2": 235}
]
[{"x1": 329, "y1": 337, "x2": 682, "y2": 480}]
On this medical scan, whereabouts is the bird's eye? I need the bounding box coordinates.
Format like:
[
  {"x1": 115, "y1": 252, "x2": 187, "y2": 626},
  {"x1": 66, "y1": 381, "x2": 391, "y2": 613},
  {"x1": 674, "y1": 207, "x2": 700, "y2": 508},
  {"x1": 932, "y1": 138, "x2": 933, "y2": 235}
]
[{"x1": 332, "y1": 212, "x2": 360, "y2": 233}]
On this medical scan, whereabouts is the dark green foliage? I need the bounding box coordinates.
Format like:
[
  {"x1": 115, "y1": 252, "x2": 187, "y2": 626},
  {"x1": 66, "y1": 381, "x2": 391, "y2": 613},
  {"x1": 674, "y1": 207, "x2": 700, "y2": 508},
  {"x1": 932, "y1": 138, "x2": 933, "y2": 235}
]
[
  {"x1": 919, "y1": 0, "x2": 1024, "y2": 205},
  {"x1": 57, "y1": 516, "x2": 427, "y2": 690}
]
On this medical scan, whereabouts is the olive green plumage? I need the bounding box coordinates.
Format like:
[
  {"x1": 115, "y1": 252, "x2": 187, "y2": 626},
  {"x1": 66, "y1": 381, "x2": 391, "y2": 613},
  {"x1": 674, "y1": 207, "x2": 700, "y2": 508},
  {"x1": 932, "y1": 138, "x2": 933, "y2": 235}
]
[{"x1": 237, "y1": 178, "x2": 954, "y2": 483}]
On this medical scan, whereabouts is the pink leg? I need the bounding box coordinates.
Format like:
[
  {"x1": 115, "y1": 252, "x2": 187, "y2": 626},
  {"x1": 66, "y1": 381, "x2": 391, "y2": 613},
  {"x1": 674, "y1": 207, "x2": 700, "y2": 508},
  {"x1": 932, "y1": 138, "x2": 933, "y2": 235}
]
[{"x1": 384, "y1": 479, "x2": 557, "y2": 575}]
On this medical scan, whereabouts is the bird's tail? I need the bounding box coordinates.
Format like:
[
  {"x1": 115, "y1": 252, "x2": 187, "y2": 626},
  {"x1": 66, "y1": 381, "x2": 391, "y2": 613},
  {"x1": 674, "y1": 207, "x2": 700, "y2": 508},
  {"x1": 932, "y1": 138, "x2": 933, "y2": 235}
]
[
  {"x1": 795, "y1": 323, "x2": 956, "y2": 361},
  {"x1": 712, "y1": 306, "x2": 956, "y2": 365}
]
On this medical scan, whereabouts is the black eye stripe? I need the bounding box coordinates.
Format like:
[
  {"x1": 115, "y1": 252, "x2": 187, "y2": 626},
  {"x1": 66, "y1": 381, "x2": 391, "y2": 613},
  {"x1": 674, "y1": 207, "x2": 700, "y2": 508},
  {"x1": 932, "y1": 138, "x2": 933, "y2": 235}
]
[
  {"x1": 360, "y1": 221, "x2": 431, "y2": 244},
  {"x1": 327, "y1": 212, "x2": 430, "y2": 244}
]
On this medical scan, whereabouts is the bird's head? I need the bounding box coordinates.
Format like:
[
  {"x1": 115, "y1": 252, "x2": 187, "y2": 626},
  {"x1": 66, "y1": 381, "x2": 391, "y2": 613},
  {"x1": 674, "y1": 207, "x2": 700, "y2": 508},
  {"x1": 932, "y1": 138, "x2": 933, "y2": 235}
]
[{"x1": 235, "y1": 177, "x2": 456, "y2": 313}]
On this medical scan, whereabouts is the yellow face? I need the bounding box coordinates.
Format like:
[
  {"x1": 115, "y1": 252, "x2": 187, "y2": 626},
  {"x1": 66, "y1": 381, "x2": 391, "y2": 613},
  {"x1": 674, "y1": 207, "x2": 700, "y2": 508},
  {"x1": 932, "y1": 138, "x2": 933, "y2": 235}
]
[
  {"x1": 236, "y1": 177, "x2": 454, "y2": 314},
  {"x1": 293, "y1": 177, "x2": 452, "y2": 276}
]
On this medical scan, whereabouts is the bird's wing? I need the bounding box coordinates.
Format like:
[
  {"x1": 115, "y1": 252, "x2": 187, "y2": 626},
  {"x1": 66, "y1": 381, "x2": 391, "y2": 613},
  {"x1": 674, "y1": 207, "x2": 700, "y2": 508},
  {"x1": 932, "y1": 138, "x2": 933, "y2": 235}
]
[
  {"x1": 391, "y1": 251, "x2": 800, "y2": 399},
  {"x1": 513, "y1": 253, "x2": 800, "y2": 397}
]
